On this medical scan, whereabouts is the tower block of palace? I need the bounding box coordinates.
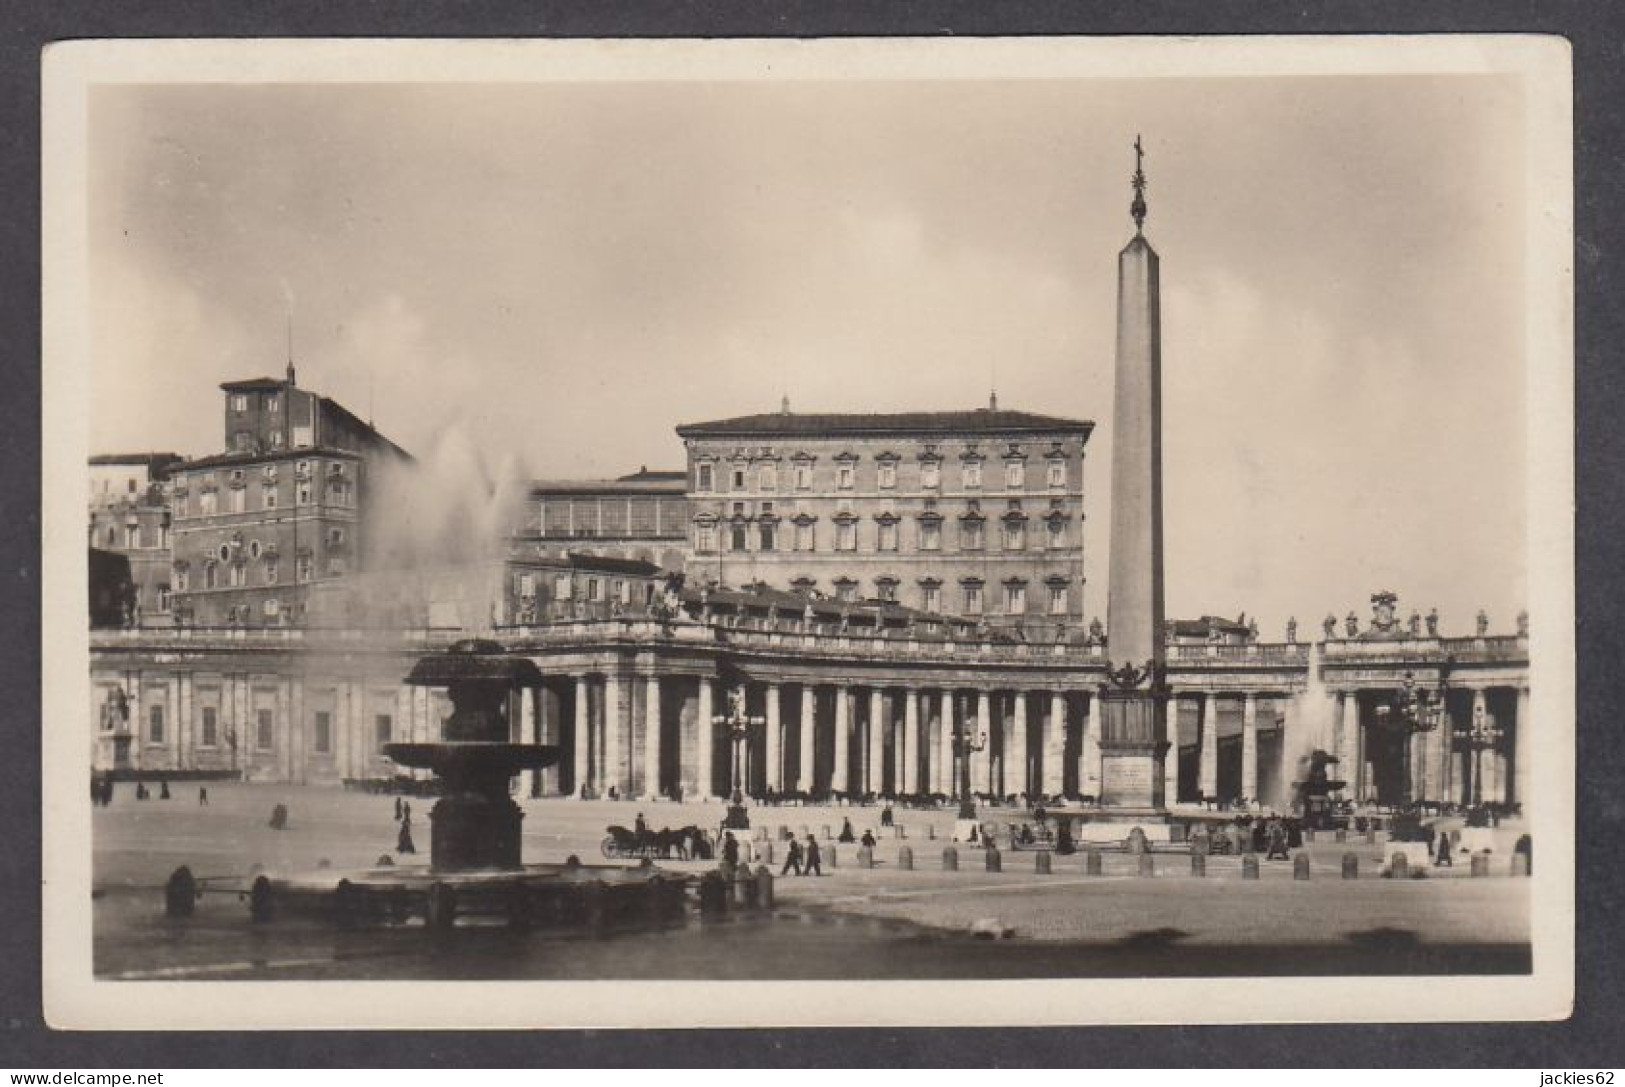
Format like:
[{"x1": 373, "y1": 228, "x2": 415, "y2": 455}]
[{"x1": 1097, "y1": 136, "x2": 1170, "y2": 812}]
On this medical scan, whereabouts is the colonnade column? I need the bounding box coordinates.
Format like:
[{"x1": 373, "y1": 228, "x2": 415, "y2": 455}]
[
  {"x1": 903, "y1": 689, "x2": 920, "y2": 795},
  {"x1": 641, "y1": 675, "x2": 662, "y2": 800},
  {"x1": 1081, "y1": 695, "x2": 1101, "y2": 799},
  {"x1": 974, "y1": 691, "x2": 991, "y2": 795},
  {"x1": 936, "y1": 691, "x2": 954, "y2": 796},
  {"x1": 1337, "y1": 692, "x2": 1359, "y2": 801},
  {"x1": 1515, "y1": 685, "x2": 1531, "y2": 810},
  {"x1": 1043, "y1": 692, "x2": 1065, "y2": 797},
  {"x1": 521, "y1": 686, "x2": 539, "y2": 798},
  {"x1": 1241, "y1": 692, "x2": 1258, "y2": 804},
  {"x1": 765, "y1": 683, "x2": 782, "y2": 793},
  {"x1": 1162, "y1": 691, "x2": 1180, "y2": 804},
  {"x1": 696, "y1": 678, "x2": 715, "y2": 800},
  {"x1": 798, "y1": 684, "x2": 816, "y2": 793},
  {"x1": 1198, "y1": 692, "x2": 1217, "y2": 802},
  {"x1": 573, "y1": 677, "x2": 591, "y2": 796},
  {"x1": 1010, "y1": 692, "x2": 1029, "y2": 797},
  {"x1": 603, "y1": 674, "x2": 623, "y2": 797},
  {"x1": 865, "y1": 689, "x2": 884, "y2": 795},
  {"x1": 832, "y1": 686, "x2": 850, "y2": 794}
]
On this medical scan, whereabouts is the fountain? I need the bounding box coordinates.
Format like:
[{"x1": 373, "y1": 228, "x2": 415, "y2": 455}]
[
  {"x1": 1292, "y1": 748, "x2": 1348, "y2": 830},
  {"x1": 169, "y1": 639, "x2": 689, "y2": 931}
]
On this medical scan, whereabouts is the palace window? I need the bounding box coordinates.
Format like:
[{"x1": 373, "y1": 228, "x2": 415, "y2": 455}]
[
  {"x1": 256, "y1": 708, "x2": 274, "y2": 751},
  {"x1": 296, "y1": 554, "x2": 313, "y2": 582},
  {"x1": 199, "y1": 491, "x2": 218, "y2": 515},
  {"x1": 876, "y1": 578, "x2": 899, "y2": 602},
  {"x1": 1047, "y1": 519, "x2": 1066, "y2": 549},
  {"x1": 200, "y1": 706, "x2": 218, "y2": 748},
  {"x1": 730, "y1": 524, "x2": 748, "y2": 552},
  {"x1": 313, "y1": 711, "x2": 332, "y2": 754},
  {"x1": 262, "y1": 483, "x2": 278, "y2": 510},
  {"x1": 921, "y1": 461, "x2": 941, "y2": 489},
  {"x1": 1005, "y1": 582, "x2": 1027, "y2": 614},
  {"x1": 156, "y1": 586, "x2": 171, "y2": 612},
  {"x1": 587, "y1": 578, "x2": 602, "y2": 602},
  {"x1": 732, "y1": 467, "x2": 747, "y2": 490},
  {"x1": 518, "y1": 573, "x2": 535, "y2": 599},
  {"x1": 835, "y1": 520, "x2": 857, "y2": 552},
  {"x1": 963, "y1": 582, "x2": 984, "y2": 614},
  {"x1": 296, "y1": 483, "x2": 312, "y2": 505},
  {"x1": 148, "y1": 704, "x2": 164, "y2": 744},
  {"x1": 793, "y1": 521, "x2": 815, "y2": 551},
  {"x1": 203, "y1": 561, "x2": 218, "y2": 590},
  {"x1": 961, "y1": 519, "x2": 984, "y2": 551},
  {"x1": 1048, "y1": 459, "x2": 1066, "y2": 488},
  {"x1": 759, "y1": 464, "x2": 777, "y2": 490},
  {"x1": 228, "y1": 562, "x2": 246, "y2": 588},
  {"x1": 375, "y1": 714, "x2": 393, "y2": 751},
  {"x1": 264, "y1": 558, "x2": 279, "y2": 585},
  {"x1": 555, "y1": 574, "x2": 574, "y2": 600},
  {"x1": 921, "y1": 582, "x2": 941, "y2": 613},
  {"x1": 697, "y1": 463, "x2": 714, "y2": 492},
  {"x1": 229, "y1": 487, "x2": 247, "y2": 513},
  {"x1": 231, "y1": 394, "x2": 248, "y2": 412},
  {"x1": 1003, "y1": 521, "x2": 1026, "y2": 550},
  {"x1": 834, "y1": 579, "x2": 858, "y2": 603},
  {"x1": 963, "y1": 460, "x2": 983, "y2": 489},
  {"x1": 1006, "y1": 460, "x2": 1025, "y2": 488},
  {"x1": 695, "y1": 523, "x2": 718, "y2": 552},
  {"x1": 837, "y1": 463, "x2": 855, "y2": 490},
  {"x1": 264, "y1": 598, "x2": 280, "y2": 619},
  {"x1": 795, "y1": 464, "x2": 813, "y2": 490},
  {"x1": 1048, "y1": 583, "x2": 1069, "y2": 615},
  {"x1": 759, "y1": 523, "x2": 776, "y2": 551},
  {"x1": 920, "y1": 520, "x2": 942, "y2": 551},
  {"x1": 878, "y1": 521, "x2": 899, "y2": 552},
  {"x1": 877, "y1": 461, "x2": 897, "y2": 489}
]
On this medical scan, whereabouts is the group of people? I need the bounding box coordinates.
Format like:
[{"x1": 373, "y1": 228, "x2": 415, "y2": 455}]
[
  {"x1": 773, "y1": 833, "x2": 824, "y2": 877},
  {"x1": 1190, "y1": 816, "x2": 1296, "y2": 859},
  {"x1": 90, "y1": 775, "x2": 211, "y2": 806}
]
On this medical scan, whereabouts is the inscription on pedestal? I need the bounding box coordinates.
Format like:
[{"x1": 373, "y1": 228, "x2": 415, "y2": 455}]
[{"x1": 1101, "y1": 753, "x2": 1161, "y2": 809}]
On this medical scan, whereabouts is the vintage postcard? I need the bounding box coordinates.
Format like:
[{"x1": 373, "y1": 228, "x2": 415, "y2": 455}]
[{"x1": 41, "y1": 35, "x2": 1573, "y2": 1028}]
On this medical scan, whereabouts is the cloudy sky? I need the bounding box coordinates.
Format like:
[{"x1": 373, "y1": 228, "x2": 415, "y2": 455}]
[{"x1": 88, "y1": 70, "x2": 1531, "y2": 636}]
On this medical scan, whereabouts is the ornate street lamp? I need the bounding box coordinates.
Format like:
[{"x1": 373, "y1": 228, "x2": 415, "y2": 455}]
[
  {"x1": 713, "y1": 685, "x2": 765, "y2": 830},
  {"x1": 1374, "y1": 661, "x2": 1450, "y2": 805},
  {"x1": 952, "y1": 710, "x2": 988, "y2": 822}
]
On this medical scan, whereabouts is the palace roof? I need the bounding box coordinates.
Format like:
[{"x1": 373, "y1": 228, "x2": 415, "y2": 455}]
[{"x1": 676, "y1": 408, "x2": 1094, "y2": 440}]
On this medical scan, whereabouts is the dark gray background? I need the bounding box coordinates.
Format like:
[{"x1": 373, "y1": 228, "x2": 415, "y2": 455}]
[{"x1": 3, "y1": 0, "x2": 1619, "y2": 1069}]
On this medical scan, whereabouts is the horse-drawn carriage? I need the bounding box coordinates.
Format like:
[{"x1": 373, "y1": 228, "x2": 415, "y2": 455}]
[
  {"x1": 600, "y1": 824, "x2": 707, "y2": 861},
  {"x1": 1006, "y1": 821, "x2": 1058, "y2": 851}
]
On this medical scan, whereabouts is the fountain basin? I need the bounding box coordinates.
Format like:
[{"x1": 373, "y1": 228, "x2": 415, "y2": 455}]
[{"x1": 384, "y1": 741, "x2": 560, "y2": 777}]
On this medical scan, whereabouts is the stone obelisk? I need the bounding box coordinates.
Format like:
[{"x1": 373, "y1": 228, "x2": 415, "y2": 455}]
[{"x1": 1097, "y1": 135, "x2": 1169, "y2": 811}]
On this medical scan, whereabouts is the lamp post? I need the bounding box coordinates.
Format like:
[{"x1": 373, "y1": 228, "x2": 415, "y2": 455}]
[
  {"x1": 952, "y1": 708, "x2": 988, "y2": 822},
  {"x1": 1374, "y1": 662, "x2": 1449, "y2": 804},
  {"x1": 713, "y1": 685, "x2": 765, "y2": 829}
]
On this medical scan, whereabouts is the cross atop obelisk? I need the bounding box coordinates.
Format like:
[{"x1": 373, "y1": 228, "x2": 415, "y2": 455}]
[{"x1": 1130, "y1": 134, "x2": 1148, "y2": 232}]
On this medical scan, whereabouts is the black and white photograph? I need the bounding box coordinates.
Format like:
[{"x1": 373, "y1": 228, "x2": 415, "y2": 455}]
[{"x1": 40, "y1": 36, "x2": 1574, "y2": 1029}]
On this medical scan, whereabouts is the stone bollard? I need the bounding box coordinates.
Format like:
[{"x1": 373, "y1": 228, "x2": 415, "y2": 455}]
[
  {"x1": 898, "y1": 845, "x2": 914, "y2": 870},
  {"x1": 1293, "y1": 853, "x2": 1311, "y2": 881},
  {"x1": 1390, "y1": 852, "x2": 1409, "y2": 879},
  {"x1": 1035, "y1": 851, "x2": 1052, "y2": 874},
  {"x1": 985, "y1": 848, "x2": 1002, "y2": 873},
  {"x1": 249, "y1": 874, "x2": 275, "y2": 923},
  {"x1": 896, "y1": 824, "x2": 906, "y2": 839},
  {"x1": 756, "y1": 865, "x2": 775, "y2": 908},
  {"x1": 164, "y1": 865, "x2": 197, "y2": 918},
  {"x1": 942, "y1": 846, "x2": 959, "y2": 871},
  {"x1": 1334, "y1": 828, "x2": 1346, "y2": 844},
  {"x1": 823, "y1": 825, "x2": 833, "y2": 840},
  {"x1": 858, "y1": 846, "x2": 875, "y2": 869},
  {"x1": 1190, "y1": 852, "x2": 1206, "y2": 878},
  {"x1": 1085, "y1": 849, "x2": 1103, "y2": 877},
  {"x1": 1242, "y1": 855, "x2": 1260, "y2": 881},
  {"x1": 1471, "y1": 853, "x2": 1490, "y2": 878},
  {"x1": 1512, "y1": 852, "x2": 1530, "y2": 878},
  {"x1": 1137, "y1": 852, "x2": 1155, "y2": 878},
  {"x1": 827, "y1": 846, "x2": 837, "y2": 869},
  {"x1": 1342, "y1": 853, "x2": 1359, "y2": 880}
]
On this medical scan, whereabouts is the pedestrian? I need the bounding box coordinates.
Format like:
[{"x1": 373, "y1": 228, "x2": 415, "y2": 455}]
[
  {"x1": 268, "y1": 802, "x2": 288, "y2": 830},
  {"x1": 198, "y1": 786, "x2": 209, "y2": 806},
  {"x1": 402, "y1": 800, "x2": 411, "y2": 824},
  {"x1": 1265, "y1": 818, "x2": 1289, "y2": 860},
  {"x1": 397, "y1": 814, "x2": 416, "y2": 855},
  {"x1": 1434, "y1": 832, "x2": 1453, "y2": 867},
  {"x1": 723, "y1": 830, "x2": 740, "y2": 869},
  {"x1": 860, "y1": 828, "x2": 876, "y2": 850},
  {"x1": 159, "y1": 779, "x2": 171, "y2": 800},
  {"x1": 394, "y1": 796, "x2": 403, "y2": 821},
  {"x1": 802, "y1": 835, "x2": 822, "y2": 876},
  {"x1": 880, "y1": 804, "x2": 894, "y2": 828},
  {"x1": 635, "y1": 811, "x2": 648, "y2": 844},
  {"x1": 839, "y1": 817, "x2": 856, "y2": 843},
  {"x1": 781, "y1": 837, "x2": 803, "y2": 876}
]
